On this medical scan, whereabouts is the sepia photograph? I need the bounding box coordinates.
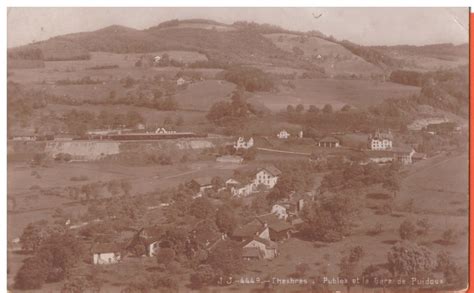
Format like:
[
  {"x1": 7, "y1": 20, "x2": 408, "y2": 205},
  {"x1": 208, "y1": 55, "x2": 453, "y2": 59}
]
[{"x1": 6, "y1": 7, "x2": 469, "y2": 292}]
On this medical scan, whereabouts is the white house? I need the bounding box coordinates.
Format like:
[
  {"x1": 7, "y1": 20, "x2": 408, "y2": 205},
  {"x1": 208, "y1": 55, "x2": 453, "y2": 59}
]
[
  {"x1": 271, "y1": 204, "x2": 288, "y2": 220},
  {"x1": 147, "y1": 240, "x2": 160, "y2": 257},
  {"x1": 234, "y1": 137, "x2": 254, "y2": 150},
  {"x1": 254, "y1": 166, "x2": 282, "y2": 189},
  {"x1": 176, "y1": 77, "x2": 186, "y2": 86},
  {"x1": 92, "y1": 243, "x2": 122, "y2": 265},
  {"x1": 369, "y1": 130, "x2": 393, "y2": 150},
  {"x1": 277, "y1": 130, "x2": 290, "y2": 139},
  {"x1": 154, "y1": 56, "x2": 161, "y2": 63},
  {"x1": 230, "y1": 182, "x2": 254, "y2": 197}
]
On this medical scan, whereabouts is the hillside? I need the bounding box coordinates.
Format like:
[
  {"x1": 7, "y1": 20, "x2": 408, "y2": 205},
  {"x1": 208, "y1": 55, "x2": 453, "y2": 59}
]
[{"x1": 8, "y1": 19, "x2": 468, "y2": 74}]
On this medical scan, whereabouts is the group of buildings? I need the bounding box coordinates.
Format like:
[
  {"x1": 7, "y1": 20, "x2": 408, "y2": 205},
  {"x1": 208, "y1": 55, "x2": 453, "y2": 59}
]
[{"x1": 90, "y1": 163, "x2": 305, "y2": 264}]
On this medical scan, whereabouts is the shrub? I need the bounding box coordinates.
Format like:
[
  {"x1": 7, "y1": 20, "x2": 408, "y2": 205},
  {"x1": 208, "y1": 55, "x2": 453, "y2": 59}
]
[{"x1": 399, "y1": 219, "x2": 416, "y2": 240}]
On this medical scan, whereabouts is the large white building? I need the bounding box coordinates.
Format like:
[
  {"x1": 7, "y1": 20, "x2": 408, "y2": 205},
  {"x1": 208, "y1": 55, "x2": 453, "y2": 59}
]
[
  {"x1": 369, "y1": 130, "x2": 393, "y2": 150},
  {"x1": 234, "y1": 137, "x2": 254, "y2": 150},
  {"x1": 254, "y1": 166, "x2": 282, "y2": 189}
]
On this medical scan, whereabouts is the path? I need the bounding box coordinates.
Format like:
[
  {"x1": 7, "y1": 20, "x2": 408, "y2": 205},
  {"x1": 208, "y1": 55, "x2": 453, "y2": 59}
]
[{"x1": 257, "y1": 147, "x2": 310, "y2": 156}]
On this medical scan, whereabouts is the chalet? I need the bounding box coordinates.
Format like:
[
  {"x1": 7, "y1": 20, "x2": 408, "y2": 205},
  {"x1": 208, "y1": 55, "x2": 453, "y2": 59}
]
[
  {"x1": 92, "y1": 243, "x2": 122, "y2": 265},
  {"x1": 254, "y1": 166, "x2": 282, "y2": 189},
  {"x1": 242, "y1": 237, "x2": 278, "y2": 260},
  {"x1": 234, "y1": 137, "x2": 254, "y2": 150},
  {"x1": 216, "y1": 155, "x2": 243, "y2": 164},
  {"x1": 368, "y1": 130, "x2": 393, "y2": 150},
  {"x1": 277, "y1": 129, "x2": 290, "y2": 139},
  {"x1": 317, "y1": 137, "x2": 340, "y2": 148}
]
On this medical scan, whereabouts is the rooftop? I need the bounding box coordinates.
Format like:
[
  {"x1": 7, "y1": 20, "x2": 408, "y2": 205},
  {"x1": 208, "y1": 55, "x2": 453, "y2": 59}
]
[
  {"x1": 319, "y1": 136, "x2": 340, "y2": 143},
  {"x1": 258, "y1": 165, "x2": 282, "y2": 177},
  {"x1": 91, "y1": 243, "x2": 122, "y2": 254}
]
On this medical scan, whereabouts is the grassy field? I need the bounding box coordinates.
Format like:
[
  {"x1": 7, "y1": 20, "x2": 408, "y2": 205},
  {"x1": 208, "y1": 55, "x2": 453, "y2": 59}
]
[
  {"x1": 264, "y1": 33, "x2": 383, "y2": 77},
  {"x1": 173, "y1": 80, "x2": 236, "y2": 111},
  {"x1": 249, "y1": 78, "x2": 420, "y2": 111},
  {"x1": 398, "y1": 152, "x2": 468, "y2": 215}
]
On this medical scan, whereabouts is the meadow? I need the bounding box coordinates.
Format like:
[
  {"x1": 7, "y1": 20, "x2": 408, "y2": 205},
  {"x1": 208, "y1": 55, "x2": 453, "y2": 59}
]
[{"x1": 249, "y1": 78, "x2": 420, "y2": 111}]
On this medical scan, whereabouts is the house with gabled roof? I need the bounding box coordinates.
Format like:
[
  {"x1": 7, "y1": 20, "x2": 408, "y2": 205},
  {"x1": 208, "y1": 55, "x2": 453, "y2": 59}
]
[
  {"x1": 242, "y1": 237, "x2": 278, "y2": 260},
  {"x1": 317, "y1": 136, "x2": 340, "y2": 148},
  {"x1": 92, "y1": 243, "x2": 122, "y2": 265},
  {"x1": 254, "y1": 165, "x2": 282, "y2": 189}
]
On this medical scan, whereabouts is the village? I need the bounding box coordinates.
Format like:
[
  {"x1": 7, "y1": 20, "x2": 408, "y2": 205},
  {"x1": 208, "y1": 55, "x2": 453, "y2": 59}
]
[{"x1": 6, "y1": 11, "x2": 468, "y2": 292}]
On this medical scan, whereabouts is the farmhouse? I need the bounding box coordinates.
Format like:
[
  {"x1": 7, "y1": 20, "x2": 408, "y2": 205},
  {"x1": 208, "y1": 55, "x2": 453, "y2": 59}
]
[
  {"x1": 256, "y1": 214, "x2": 293, "y2": 241},
  {"x1": 242, "y1": 237, "x2": 278, "y2": 260},
  {"x1": 92, "y1": 243, "x2": 122, "y2": 265},
  {"x1": 254, "y1": 166, "x2": 282, "y2": 189},
  {"x1": 189, "y1": 177, "x2": 213, "y2": 194},
  {"x1": 232, "y1": 219, "x2": 271, "y2": 242},
  {"x1": 234, "y1": 137, "x2": 254, "y2": 150},
  {"x1": 368, "y1": 130, "x2": 393, "y2": 150},
  {"x1": 317, "y1": 136, "x2": 340, "y2": 148},
  {"x1": 216, "y1": 155, "x2": 243, "y2": 164},
  {"x1": 277, "y1": 129, "x2": 290, "y2": 139}
]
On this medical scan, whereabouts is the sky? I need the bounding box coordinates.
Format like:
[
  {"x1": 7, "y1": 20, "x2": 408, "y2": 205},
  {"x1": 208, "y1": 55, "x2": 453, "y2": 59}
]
[{"x1": 7, "y1": 7, "x2": 469, "y2": 48}]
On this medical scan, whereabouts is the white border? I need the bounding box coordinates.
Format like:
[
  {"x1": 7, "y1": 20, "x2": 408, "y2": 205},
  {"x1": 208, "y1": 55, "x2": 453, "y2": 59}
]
[{"x1": 1, "y1": 1, "x2": 472, "y2": 291}]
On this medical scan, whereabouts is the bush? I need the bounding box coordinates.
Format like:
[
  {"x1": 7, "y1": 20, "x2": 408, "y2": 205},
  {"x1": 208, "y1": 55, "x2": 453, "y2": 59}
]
[
  {"x1": 416, "y1": 218, "x2": 432, "y2": 236},
  {"x1": 14, "y1": 256, "x2": 50, "y2": 289},
  {"x1": 399, "y1": 219, "x2": 416, "y2": 240},
  {"x1": 223, "y1": 66, "x2": 274, "y2": 92}
]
